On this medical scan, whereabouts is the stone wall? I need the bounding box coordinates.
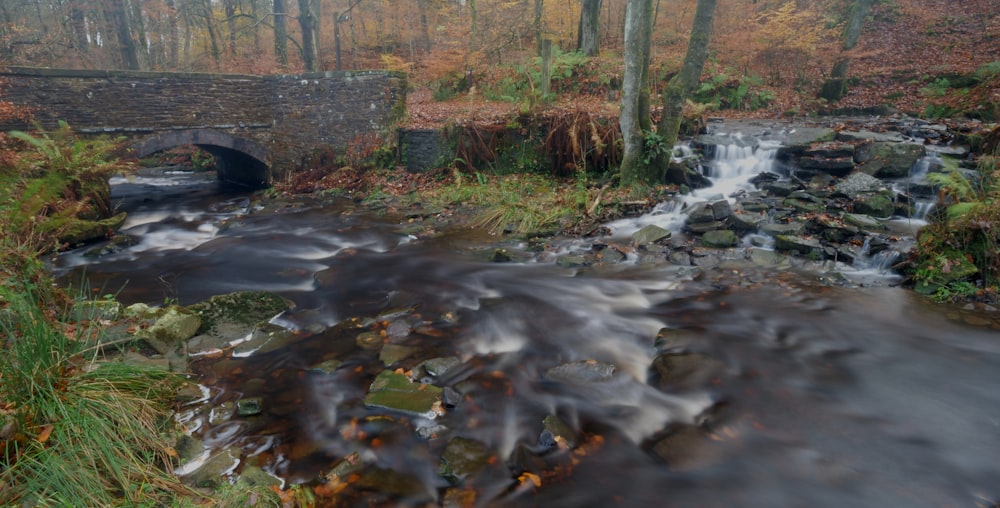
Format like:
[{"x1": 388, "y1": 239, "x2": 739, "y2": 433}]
[{"x1": 0, "y1": 67, "x2": 406, "y2": 185}]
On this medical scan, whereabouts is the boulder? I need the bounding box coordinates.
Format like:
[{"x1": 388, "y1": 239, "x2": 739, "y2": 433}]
[
  {"x1": 774, "y1": 235, "x2": 824, "y2": 256},
  {"x1": 632, "y1": 224, "x2": 672, "y2": 246},
  {"x1": 856, "y1": 142, "x2": 926, "y2": 178},
  {"x1": 852, "y1": 193, "x2": 895, "y2": 218},
  {"x1": 833, "y1": 172, "x2": 885, "y2": 198},
  {"x1": 702, "y1": 229, "x2": 737, "y2": 248},
  {"x1": 779, "y1": 128, "x2": 837, "y2": 157}
]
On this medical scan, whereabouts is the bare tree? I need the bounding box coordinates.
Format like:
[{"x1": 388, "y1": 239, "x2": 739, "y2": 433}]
[{"x1": 577, "y1": 0, "x2": 601, "y2": 56}]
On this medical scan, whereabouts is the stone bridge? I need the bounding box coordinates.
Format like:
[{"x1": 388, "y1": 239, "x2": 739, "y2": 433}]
[{"x1": 0, "y1": 66, "x2": 406, "y2": 188}]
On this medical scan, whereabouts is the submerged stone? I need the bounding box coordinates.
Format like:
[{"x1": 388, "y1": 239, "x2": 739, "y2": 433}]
[
  {"x1": 236, "y1": 397, "x2": 263, "y2": 416},
  {"x1": 364, "y1": 370, "x2": 443, "y2": 418},
  {"x1": 413, "y1": 357, "x2": 461, "y2": 380},
  {"x1": 307, "y1": 359, "x2": 343, "y2": 374},
  {"x1": 440, "y1": 437, "x2": 495, "y2": 483},
  {"x1": 187, "y1": 291, "x2": 293, "y2": 337},
  {"x1": 653, "y1": 352, "x2": 726, "y2": 389},
  {"x1": 545, "y1": 360, "x2": 616, "y2": 384},
  {"x1": 539, "y1": 415, "x2": 578, "y2": 450},
  {"x1": 556, "y1": 255, "x2": 589, "y2": 268},
  {"x1": 180, "y1": 446, "x2": 241, "y2": 488},
  {"x1": 380, "y1": 344, "x2": 421, "y2": 366}
]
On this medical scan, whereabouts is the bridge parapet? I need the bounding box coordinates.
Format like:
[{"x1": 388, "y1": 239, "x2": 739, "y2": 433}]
[{"x1": 0, "y1": 66, "x2": 406, "y2": 187}]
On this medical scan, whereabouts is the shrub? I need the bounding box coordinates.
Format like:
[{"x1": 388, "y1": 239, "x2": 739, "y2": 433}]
[{"x1": 908, "y1": 128, "x2": 1000, "y2": 301}]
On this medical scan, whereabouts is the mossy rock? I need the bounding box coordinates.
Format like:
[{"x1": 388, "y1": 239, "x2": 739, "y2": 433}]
[
  {"x1": 702, "y1": 229, "x2": 737, "y2": 248},
  {"x1": 187, "y1": 291, "x2": 293, "y2": 336},
  {"x1": 56, "y1": 212, "x2": 127, "y2": 246},
  {"x1": 852, "y1": 193, "x2": 895, "y2": 218}
]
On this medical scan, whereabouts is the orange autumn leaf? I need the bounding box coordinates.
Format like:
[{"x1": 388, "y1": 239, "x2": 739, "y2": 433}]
[
  {"x1": 36, "y1": 424, "x2": 54, "y2": 444},
  {"x1": 518, "y1": 471, "x2": 542, "y2": 488}
]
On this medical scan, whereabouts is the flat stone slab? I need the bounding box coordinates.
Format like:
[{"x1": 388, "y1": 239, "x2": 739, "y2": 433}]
[{"x1": 364, "y1": 370, "x2": 443, "y2": 418}]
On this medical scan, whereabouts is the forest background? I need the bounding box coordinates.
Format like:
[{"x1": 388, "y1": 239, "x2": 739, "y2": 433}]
[{"x1": 1, "y1": 0, "x2": 998, "y2": 123}]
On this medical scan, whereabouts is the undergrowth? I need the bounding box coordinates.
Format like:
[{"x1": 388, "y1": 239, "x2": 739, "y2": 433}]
[{"x1": 908, "y1": 126, "x2": 1000, "y2": 302}]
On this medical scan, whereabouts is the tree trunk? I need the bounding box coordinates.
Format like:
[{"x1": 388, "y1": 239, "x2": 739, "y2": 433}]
[
  {"x1": 577, "y1": 0, "x2": 601, "y2": 56},
  {"x1": 201, "y1": 0, "x2": 222, "y2": 65},
  {"x1": 534, "y1": 0, "x2": 544, "y2": 55},
  {"x1": 274, "y1": 0, "x2": 289, "y2": 67},
  {"x1": 69, "y1": 3, "x2": 90, "y2": 55},
  {"x1": 106, "y1": 0, "x2": 140, "y2": 70},
  {"x1": 166, "y1": 0, "x2": 180, "y2": 67},
  {"x1": 224, "y1": 0, "x2": 238, "y2": 57},
  {"x1": 819, "y1": 0, "x2": 875, "y2": 101},
  {"x1": 619, "y1": 0, "x2": 652, "y2": 185},
  {"x1": 298, "y1": 0, "x2": 320, "y2": 71},
  {"x1": 655, "y1": 0, "x2": 716, "y2": 163},
  {"x1": 416, "y1": 0, "x2": 432, "y2": 53}
]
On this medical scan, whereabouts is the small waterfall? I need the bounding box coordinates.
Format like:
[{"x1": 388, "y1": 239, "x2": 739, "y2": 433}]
[
  {"x1": 608, "y1": 138, "x2": 780, "y2": 237},
  {"x1": 852, "y1": 237, "x2": 901, "y2": 273}
]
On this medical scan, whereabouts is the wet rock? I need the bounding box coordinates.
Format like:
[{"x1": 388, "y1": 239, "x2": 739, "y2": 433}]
[
  {"x1": 857, "y1": 142, "x2": 925, "y2": 178},
  {"x1": 354, "y1": 468, "x2": 431, "y2": 499},
  {"x1": 307, "y1": 359, "x2": 343, "y2": 374},
  {"x1": 363, "y1": 370, "x2": 443, "y2": 418},
  {"x1": 440, "y1": 437, "x2": 495, "y2": 483},
  {"x1": 762, "y1": 180, "x2": 800, "y2": 196},
  {"x1": 58, "y1": 212, "x2": 127, "y2": 246},
  {"x1": 188, "y1": 291, "x2": 293, "y2": 337},
  {"x1": 228, "y1": 322, "x2": 301, "y2": 357},
  {"x1": 653, "y1": 352, "x2": 726, "y2": 389},
  {"x1": 668, "y1": 251, "x2": 692, "y2": 265},
  {"x1": 665, "y1": 161, "x2": 713, "y2": 189},
  {"x1": 804, "y1": 142, "x2": 855, "y2": 159},
  {"x1": 852, "y1": 193, "x2": 894, "y2": 218},
  {"x1": 180, "y1": 446, "x2": 241, "y2": 488},
  {"x1": 545, "y1": 360, "x2": 616, "y2": 383},
  {"x1": 68, "y1": 299, "x2": 123, "y2": 322},
  {"x1": 141, "y1": 306, "x2": 201, "y2": 356},
  {"x1": 761, "y1": 221, "x2": 807, "y2": 237},
  {"x1": 774, "y1": 235, "x2": 824, "y2": 256},
  {"x1": 380, "y1": 344, "x2": 420, "y2": 366},
  {"x1": 208, "y1": 401, "x2": 236, "y2": 426},
  {"x1": 556, "y1": 255, "x2": 589, "y2": 268},
  {"x1": 236, "y1": 464, "x2": 282, "y2": 489},
  {"x1": 632, "y1": 224, "x2": 672, "y2": 246},
  {"x1": 355, "y1": 331, "x2": 384, "y2": 350},
  {"x1": 539, "y1": 415, "x2": 578, "y2": 450},
  {"x1": 687, "y1": 200, "x2": 732, "y2": 224},
  {"x1": 236, "y1": 397, "x2": 263, "y2": 416},
  {"x1": 702, "y1": 230, "x2": 737, "y2": 248},
  {"x1": 783, "y1": 192, "x2": 827, "y2": 213},
  {"x1": 654, "y1": 327, "x2": 702, "y2": 352},
  {"x1": 843, "y1": 213, "x2": 887, "y2": 231},
  {"x1": 833, "y1": 172, "x2": 885, "y2": 198},
  {"x1": 797, "y1": 156, "x2": 855, "y2": 176},
  {"x1": 837, "y1": 129, "x2": 905, "y2": 144},
  {"x1": 413, "y1": 357, "x2": 461, "y2": 381},
  {"x1": 490, "y1": 248, "x2": 513, "y2": 262},
  {"x1": 691, "y1": 252, "x2": 722, "y2": 269},
  {"x1": 651, "y1": 424, "x2": 724, "y2": 471},
  {"x1": 685, "y1": 220, "x2": 727, "y2": 233},
  {"x1": 120, "y1": 351, "x2": 171, "y2": 372},
  {"x1": 730, "y1": 211, "x2": 765, "y2": 232},
  {"x1": 780, "y1": 128, "x2": 837, "y2": 156},
  {"x1": 749, "y1": 248, "x2": 790, "y2": 267}
]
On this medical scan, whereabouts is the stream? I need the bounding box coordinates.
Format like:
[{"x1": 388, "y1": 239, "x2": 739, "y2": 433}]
[{"x1": 53, "y1": 133, "x2": 1000, "y2": 507}]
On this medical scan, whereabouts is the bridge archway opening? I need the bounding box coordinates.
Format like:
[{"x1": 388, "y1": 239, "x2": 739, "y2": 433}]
[{"x1": 131, "y1": 129, "x2": 271, "y2": 189}]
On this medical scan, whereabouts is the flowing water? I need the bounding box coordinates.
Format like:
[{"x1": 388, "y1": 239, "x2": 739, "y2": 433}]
[{"x1": 54, "y1": 154, "x2": 1000, "y2": 507}]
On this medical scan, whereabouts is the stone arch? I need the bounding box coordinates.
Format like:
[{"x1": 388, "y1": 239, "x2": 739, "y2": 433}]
[{"x1": 131, "y1": 129, "x2": 271, "y2": 188}]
